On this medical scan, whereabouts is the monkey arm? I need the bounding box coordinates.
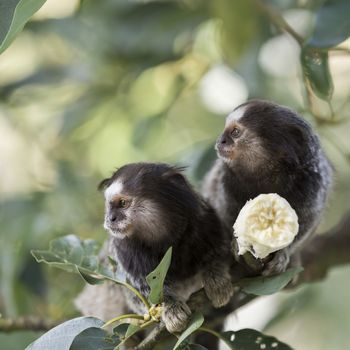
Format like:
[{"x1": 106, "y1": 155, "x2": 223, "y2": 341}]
[
  {"x1": 135, "y1": 214, "x2": 350, "y2": 350},
  {"x1": 202, "y1": 259, "x2": 235, "y2": 308},
  {"x1": 161, "y1": 284, "x2": 192, "y2": 333}
]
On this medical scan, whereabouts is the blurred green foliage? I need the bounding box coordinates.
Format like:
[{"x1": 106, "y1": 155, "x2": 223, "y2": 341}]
[{"x1": 0, "y1": 0, "x2": 349, "y2": 348}]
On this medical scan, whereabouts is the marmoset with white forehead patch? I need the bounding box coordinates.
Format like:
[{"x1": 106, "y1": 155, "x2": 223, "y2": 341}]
[
  {"x1": 202, "y1": 100, "x2": 333, "y2": 275},
  {"x1": 99, "y1": 162, "x2": 234, "y2": 333}
]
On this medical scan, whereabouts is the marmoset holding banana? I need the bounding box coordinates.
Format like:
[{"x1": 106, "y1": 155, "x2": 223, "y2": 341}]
[
  {"x1": 202, "y1": 100, "x2": 333, "y2": 275},
  {"x1": 98, "y1": 162, "x2": 234, "y2": 333}
]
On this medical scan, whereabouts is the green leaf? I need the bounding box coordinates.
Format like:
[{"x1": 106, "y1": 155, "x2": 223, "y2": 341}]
[
  {"x1": 31, "y1": 235, "x2": 118, "y2": 285},
  {"x1": 307, "y1": 0, "x2": 350, "y2": 48},
  {"x1": 152, "y1": 336, "x2": 177, "y2": 350},
  {"x1": 108, "y1": 256, "x2": 118, "y2": 269},
  {"x1": 112, "y1": 324, "x2": 129, "y2": 339},
  {"x1": 77, "y1": 267, "x2": 105, "y2": 285},
  {"x1": 32, "y1": 235, "x2": 150, "y2": 309},
  {"x1": 220, "y1": 329, "x2": 292, "y2": 350},
  {"x1": 25, "y1": 317, "x2": 104, "y2": 350},
  {"x1": 132, "y1": 114, "x2": 164, "y2": 148},
  {"x1": 124, "y1": 324, "x2": 141, "y2": 338},
  {"x1": 69, "y1": 327, "x2": 120, "y2": 350},
  {"x1": 114, "y1": 324, "x2": 142, "y2": 350},
  {"x1": 98, "y1": 1, "x2": 208, "y2": 66},
  {"x1": 0, "y1": 0, "x2": 47, "y2": 55},
  {"x1": 301, "y1": 47, "x2": 334, "y2": 101},
  {"x1": 173, "y1": 312, "x2": 204, "y2": 350},
  {"x1": 213, "y1": 0, "x2": 258, "y2": 64},
  {"x1": 146, "y1": 247, "x2": 172, "y2": 304},
  {"x1": 239, "y1": 267, "x2": 303, "y2": 296}
]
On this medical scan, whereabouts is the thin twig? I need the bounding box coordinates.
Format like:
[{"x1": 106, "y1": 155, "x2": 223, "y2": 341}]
[
  {"x1": 4, "y1": 214, "x2": 349, "y2": 345},
  {"x1": 135, "y1": 214, "x2": 350, "y2": 349},
  {"x1": 102, "y1": 313, "x2": 144, "y2": 329},
  {"x1": 0, "y1": 316, "x2": 59, "y2": 333},
  {"x1": 135, "y1": 323, "x2": 168, "y2": 350},
  {"x1": 255, "y1": 0, "x2": 304, "y2": 45}
]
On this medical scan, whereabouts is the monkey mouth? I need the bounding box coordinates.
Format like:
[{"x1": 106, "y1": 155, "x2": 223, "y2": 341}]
[
  {"x1": 104, "y1": 221, "x2": 132, "y2": 238},
  {"x1": 216, "y1": 144, "x2": 235, "y2": 160}
]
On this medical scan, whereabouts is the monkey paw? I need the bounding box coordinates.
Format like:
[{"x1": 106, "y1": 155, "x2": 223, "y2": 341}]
[
  {"x1": 204, "y1": 275, "x2": 234, "y2": 308},
  {"x1": 231, "y1": 239, "x2": 241, "y2": 262},
  {"x1": 262, "y1": 250, "x2": 290, "y2": 276},
  {"x1": 162, "y1": 300, "x2": 191, "y2": 333}
]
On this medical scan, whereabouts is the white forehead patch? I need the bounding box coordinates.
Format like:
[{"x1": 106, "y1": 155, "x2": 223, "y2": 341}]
[
  {"x1": 105, "y1": 180, "x2": 123, "y2": 201},
  {"x1": 226, "y1": 105, "x2": 246, "y2": 126}
]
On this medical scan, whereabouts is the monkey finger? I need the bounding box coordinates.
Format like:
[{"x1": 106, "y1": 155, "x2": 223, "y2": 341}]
[
  {"x1": 162, "y1": 300, "x2": 191, "y2": 334},
  {"x1": 262, "y1": 250, "x2": 290, "y2": 276}
]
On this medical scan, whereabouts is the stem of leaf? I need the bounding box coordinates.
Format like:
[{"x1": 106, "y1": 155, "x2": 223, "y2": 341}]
[
  {"x1": 104, "y1": 275, "x2": 151, "y2": 310},
  {"x1": 102, "y1": 314, "x2": 145, "y2": 329},
  {"x1": 327, "y1": 100, "x2": 335, "y2": 120},
  {"x1": 140, "y1": 319, "x2": 156, "y2": 329},
  {"x1": 112, "y1": 320, "x2": 156, "y2": 350},
  {"x1": 77, "y1": 266, "x2": 151, "y2": 310},
  {"x1": 255, "y1": 0, "x2": 304, "y2": 45}
]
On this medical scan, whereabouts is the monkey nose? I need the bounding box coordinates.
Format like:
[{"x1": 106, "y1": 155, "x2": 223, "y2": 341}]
[
  {"x1": 218, "y1": 134, "x2": 228, "y2": 145},
  {"x1": 109, "y1": 214, "x2": 117, "y2": 222}
]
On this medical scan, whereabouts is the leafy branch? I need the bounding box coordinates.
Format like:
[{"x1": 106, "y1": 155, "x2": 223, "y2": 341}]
[
  {"x1": 1, "y1": 212, "x2": 349, "y2": 347},
  {"x1": 256, "y1": 0, "x2": 350, "y2": 122},
  {"x1": 255, "y1": 0, "x2": 303, "y2": 45},
  {"x1": 134, "y1": 213, "x2": 350, "y2": 349},
  {"x1": 0, "y1": 316, "x2": 59, "y2": 332},
  {"x1": 31, "y1": 235, "x2": 151, "y2": 310},
  {"x1": 23, "y1": 234, "x2": 301, "y2": 349}
]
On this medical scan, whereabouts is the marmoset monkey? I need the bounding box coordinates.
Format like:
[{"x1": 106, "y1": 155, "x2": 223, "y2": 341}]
[
  {"x1": 202, "y1": 100, "x2": 333, "y2": 275},
  {"x1": 98, "y1": 162, "x2": 234, "y2": 333}
]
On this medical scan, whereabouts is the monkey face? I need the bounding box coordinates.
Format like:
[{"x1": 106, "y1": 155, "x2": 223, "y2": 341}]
[
  {"x1": 103, "y1": 180, "x2": 134, "y2": 239},
  {"x1": 100, "y1": 163, "x2": 198, "y2": 243},
  {"x1": 216, "y1": 100, "x2": 311, "y2": 173},
  {"x1": 216, "y1": 105, "x2": 268, "y2": 170},
  {"x1": 103, "y1": 180, "x2": 165, "y2": 240}
]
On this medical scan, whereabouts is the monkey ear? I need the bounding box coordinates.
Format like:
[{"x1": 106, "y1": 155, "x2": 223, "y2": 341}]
[
  {"x1": 290, "y1": 124, "x2": 307, "y2": 146},
  {"x1": 161, "y1": 166, "x2": 188, "y2": 186},
  {"x1": 280, "y1": 124, "x2": 308, "y2": 166},
  {"x1": 97, "y1": 178, "x2": 111, "y2": 191},
  {"x1": 289, "y1": 124, "x2": 308, "y2": 158}
]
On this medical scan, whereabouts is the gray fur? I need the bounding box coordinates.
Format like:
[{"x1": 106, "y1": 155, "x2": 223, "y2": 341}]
[
  {"x1": 96, "y1": 163, "x2": 234, "y2": 333},
  {"x1": 202, "y1": 100, "x2": 333, "y2": 275},
  {"x1": 74, "y1": 239, "x2": 130, "y2": 321}
]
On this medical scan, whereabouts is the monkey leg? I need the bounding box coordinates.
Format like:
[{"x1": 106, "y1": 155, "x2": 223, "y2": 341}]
[
  {"x1": 203, "y1": 262, "x2": 235, "y2": 308},
  {"x1": 162, "y1": 295, "x2": 192, "y2": 334}
]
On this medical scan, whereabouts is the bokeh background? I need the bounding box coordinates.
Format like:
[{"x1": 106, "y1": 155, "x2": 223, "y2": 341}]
[{"x1": 0, "y1": 0, "x2": 349, "y2": 349}]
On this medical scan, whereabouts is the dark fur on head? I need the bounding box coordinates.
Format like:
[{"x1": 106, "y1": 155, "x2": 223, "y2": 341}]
[
  {"x1": 101, "y1": 162, "x2": 234, "y2": 333},
  {"x1": 203, "y1": 100, "x2": 333, "y2": 275},
  {"x1": 99, "y1": 163, "x2": 200, "y2": 246},
  {"x1": 239, "y1": 101, "x2": 315, "y2": 170}
]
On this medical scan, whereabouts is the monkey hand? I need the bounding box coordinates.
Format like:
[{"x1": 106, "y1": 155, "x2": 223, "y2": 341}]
[
  {"x1": 231, "y1": 239, "x2": 241, "y2": 263},
  {"x1": 203, "y1": 268, "x2": 234, "y2": 308},
  {"x1": 262, "y1": 249, "x2": 290, "y2": 276},
  {"x1": 162, "y1": 299, "x2": 191, "y2": 333}
]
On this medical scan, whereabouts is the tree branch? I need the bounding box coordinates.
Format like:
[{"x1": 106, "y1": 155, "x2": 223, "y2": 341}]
[
  {"x1": 255, "y1": 0, "x2": 304, "y2": 45},
  {"x1": 0, "y1": 316, "x2": 58, "y2": 333},
  {"x1": 135, "y1": 214, "x2": 350, "y2": 349},
  {"x1": 2, "y1": 215, "x2": 349, "y2": 347},
  {"x1": 298, "y1": 215, "x2": 350, "y2": 284}
]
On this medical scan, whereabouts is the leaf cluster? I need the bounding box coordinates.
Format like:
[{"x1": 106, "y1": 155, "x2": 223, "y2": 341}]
[{"x1": 28, "y1": 235, "x2": 300, "y2": 349}]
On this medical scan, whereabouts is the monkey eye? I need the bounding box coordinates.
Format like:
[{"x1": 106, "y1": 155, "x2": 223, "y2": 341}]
[
  {"x1": 119, "y1": 198, "x2": 127, "y2": 208},
  {"x1": 231, "y1": 127, "x2": 241, "y2": 138}
]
